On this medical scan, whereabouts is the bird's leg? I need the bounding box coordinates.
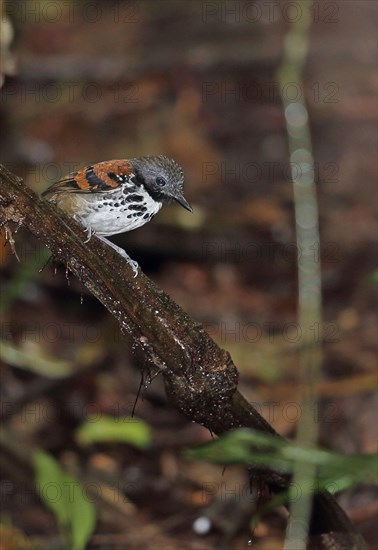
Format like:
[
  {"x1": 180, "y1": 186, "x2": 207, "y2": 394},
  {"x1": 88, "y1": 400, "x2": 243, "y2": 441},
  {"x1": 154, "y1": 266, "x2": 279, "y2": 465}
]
[
  {"x1": 73, "y1": 214, "x2": 94, "y2": 243},
  {"x1": 97, "y1": 236, "x2": 139, "y2": 277},
  {"x1": 84, "y1": 226, "x2": 94, "y2": 243},
  {"x1": 71, "y1": 215, "x2": 139, "y2": 276},
  {"x1": 73, "y1": 214, "x2": 96, "y2": 243}
]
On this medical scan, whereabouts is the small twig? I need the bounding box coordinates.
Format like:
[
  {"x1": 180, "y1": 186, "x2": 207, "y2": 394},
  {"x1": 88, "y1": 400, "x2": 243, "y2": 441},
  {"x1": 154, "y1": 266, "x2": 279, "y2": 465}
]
[{"x1": 2, "y1": 222, "x2": 21, "y2": 262}]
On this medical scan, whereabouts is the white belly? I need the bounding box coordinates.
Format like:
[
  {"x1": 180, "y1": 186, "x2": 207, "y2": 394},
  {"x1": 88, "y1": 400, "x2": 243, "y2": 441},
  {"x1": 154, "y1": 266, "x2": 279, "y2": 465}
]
[{"x1": 72, "y1": 190, "x2": 162, "y2": 236}]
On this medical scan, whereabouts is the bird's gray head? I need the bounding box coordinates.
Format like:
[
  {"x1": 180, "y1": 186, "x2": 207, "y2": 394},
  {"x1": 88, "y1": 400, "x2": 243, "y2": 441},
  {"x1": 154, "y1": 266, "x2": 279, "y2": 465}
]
[{"x1": 130, "y1": 155, "x2": 192, "y2": 212}]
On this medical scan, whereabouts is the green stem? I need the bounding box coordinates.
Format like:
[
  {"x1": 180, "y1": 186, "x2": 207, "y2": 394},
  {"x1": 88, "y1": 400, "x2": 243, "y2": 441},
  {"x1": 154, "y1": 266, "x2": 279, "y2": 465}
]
[{"x1": 277, "y1": 2, "x2": 324, "y2": 549}]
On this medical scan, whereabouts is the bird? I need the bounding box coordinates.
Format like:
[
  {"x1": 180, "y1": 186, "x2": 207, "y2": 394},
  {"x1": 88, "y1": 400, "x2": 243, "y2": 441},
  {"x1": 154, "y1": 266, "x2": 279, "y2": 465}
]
[{"x1": 42, "y1": 155, "x2": 192, "y2": 275}]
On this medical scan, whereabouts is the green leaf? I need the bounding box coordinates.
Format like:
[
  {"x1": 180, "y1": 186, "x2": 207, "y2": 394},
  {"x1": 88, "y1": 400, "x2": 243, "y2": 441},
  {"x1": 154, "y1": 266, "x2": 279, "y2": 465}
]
[
  {"x1": 66, "y1": 475, "x2": 97, "y2": 550},
  {"x1": 33, "y1": 451, "x2": 70, "y2": 529},
  {"x1": 184, "y1": 428, "x2": 377, "y2": 492},
  {"x1": 0, "y1": 342, "x2": 72, "y2": 378},
  {"x1": 33, "y1": 451, "x2": 96, "y2": 550},
  {"x1": 76, "y1": 415, "x2": 151, "y2": 449}
]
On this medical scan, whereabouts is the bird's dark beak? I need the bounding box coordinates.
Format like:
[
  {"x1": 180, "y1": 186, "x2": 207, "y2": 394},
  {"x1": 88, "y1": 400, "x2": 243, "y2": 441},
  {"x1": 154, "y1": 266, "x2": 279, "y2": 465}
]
[{"x1": 173, "y1": 192, "x2": 193, "y2": 212}]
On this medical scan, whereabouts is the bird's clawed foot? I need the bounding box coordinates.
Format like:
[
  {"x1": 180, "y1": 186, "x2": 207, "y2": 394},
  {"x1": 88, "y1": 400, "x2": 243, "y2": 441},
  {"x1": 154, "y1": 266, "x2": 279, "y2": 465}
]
[{"x1": 97, "y1": 236, "x2": 139, "y2": 277}]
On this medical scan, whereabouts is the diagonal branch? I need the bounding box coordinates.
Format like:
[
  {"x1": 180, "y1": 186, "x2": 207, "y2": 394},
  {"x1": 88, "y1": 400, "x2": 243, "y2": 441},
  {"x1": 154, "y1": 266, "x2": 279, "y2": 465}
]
[{"x1": 0, "y1": 163, "x2": 368, "y2": 550}]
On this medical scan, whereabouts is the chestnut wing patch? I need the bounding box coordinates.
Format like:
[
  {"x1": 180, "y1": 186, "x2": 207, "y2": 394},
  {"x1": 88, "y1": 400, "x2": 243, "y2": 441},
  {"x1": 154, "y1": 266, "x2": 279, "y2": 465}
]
[{"x1": 43, "y1": 160, "x2": 134, "y2": 196}]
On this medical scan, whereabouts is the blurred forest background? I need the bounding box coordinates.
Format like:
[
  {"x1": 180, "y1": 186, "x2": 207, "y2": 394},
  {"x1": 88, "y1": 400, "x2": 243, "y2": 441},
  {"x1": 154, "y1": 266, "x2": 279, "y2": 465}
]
[{"x1": 0, "y1": 1, "x2": 377, "y2": 549}]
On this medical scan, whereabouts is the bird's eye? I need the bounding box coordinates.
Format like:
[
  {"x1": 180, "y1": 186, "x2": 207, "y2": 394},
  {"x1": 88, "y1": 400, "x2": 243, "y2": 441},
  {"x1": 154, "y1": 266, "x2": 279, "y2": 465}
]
[{"x1": 155, "y1": 176, "x2": 167, "y2": 186}]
